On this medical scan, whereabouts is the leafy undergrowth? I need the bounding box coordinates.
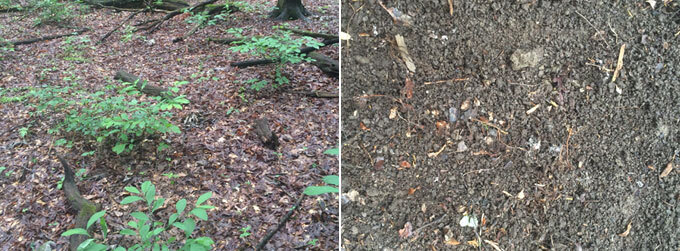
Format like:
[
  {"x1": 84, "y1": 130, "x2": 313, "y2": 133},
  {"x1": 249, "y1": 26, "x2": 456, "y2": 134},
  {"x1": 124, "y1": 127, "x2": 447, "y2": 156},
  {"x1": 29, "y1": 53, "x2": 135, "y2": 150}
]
[{"x1": 0, "y1": 0, "x2": 339, "y2": 249}]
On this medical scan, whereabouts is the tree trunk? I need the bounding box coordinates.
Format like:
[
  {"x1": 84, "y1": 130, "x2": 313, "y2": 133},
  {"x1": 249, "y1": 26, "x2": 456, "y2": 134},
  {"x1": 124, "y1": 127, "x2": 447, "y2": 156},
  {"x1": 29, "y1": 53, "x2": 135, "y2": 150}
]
[{"x1": 270, "y1": 0, "x2": 310, "y2": 21}]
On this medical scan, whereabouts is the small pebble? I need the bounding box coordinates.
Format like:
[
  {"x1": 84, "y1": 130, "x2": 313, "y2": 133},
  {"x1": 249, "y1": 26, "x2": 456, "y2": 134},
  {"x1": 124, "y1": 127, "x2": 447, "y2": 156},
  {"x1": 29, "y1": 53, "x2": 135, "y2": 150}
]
[
  {"x1": 457, "y1": 141, "x2": 468, "y2": 152},
  {"x1": 448, "y1": 107, "x2": 458, "y2": 123}
]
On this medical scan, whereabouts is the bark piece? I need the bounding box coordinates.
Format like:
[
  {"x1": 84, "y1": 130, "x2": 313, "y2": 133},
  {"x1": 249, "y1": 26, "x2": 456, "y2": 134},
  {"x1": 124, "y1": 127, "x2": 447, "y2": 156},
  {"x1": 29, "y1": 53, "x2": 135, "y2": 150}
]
[{"x1": 253, "y1": 118, "x2": 279, "y2": 150}]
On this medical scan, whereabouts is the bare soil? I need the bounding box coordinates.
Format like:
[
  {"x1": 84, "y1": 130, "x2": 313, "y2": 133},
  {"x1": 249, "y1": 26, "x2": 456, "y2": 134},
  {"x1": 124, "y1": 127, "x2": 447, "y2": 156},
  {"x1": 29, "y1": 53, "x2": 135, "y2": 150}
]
[{"x1": 341, "y1": 0, "x2": 679, "y2": 250}]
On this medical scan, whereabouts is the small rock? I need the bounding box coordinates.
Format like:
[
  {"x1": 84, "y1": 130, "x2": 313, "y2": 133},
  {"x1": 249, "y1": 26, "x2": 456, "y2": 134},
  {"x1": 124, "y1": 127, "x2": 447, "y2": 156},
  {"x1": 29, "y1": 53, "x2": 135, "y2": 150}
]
[
  {"x1": 457, "y1": 141, "x2": 468, "y2": 152},
  {"x1": 510, "y1": 47, "x2": 543, "y2": 70},
  {"x1": 448, "y1": 107, "x2": 458, "y2": 123},
  {"x1": 355, "y1": 56, "x2": 370, "y2": 65}
]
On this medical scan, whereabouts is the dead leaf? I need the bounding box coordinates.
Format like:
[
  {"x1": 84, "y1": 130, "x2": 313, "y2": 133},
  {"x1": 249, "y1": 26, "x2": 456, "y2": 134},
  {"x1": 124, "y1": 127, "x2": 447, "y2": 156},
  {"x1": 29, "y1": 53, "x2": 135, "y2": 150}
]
[
  {"x1": 359, "y1": 122, "x2": 370, "y2": 131},
  {"x1": 647, "y1": 165, "x2": 655, "y2": 171},
  {"x1": 435, "y1": 121, "x2": 447, "y2": 134},
  {"x1": 374, "y1": 157, "x2": 385, "y2": 170},
  {"x1": 618, "y1": 221, "x2": 632, "y2": 237},
  {"x1": 408, "y1": 187, "x2": 416, "y2": 195},
  {"x1": 399, "y1": 222, "x2": 413, "y2": 239},
  {"x1": 395, "y1": 35, "x2": 416, "y2": 72},
  {"x1": 402, "y1": 77, "x2": 414, "y2": 99},
  {"x1": 445, "y1": 238, "x2": 460, "y2": 245},
  {"x1": 400, "y1": 161, "x2": 411, "y2": 168},
  {"x1": 660, "y1": 162, "x2": 674, "y2": 178},
  {"x1": 467, "y1": 239, "x2": 479, "y2": 247},
  {"x1": 517, "y1": 190, "x2": 525, "y2": 200}
]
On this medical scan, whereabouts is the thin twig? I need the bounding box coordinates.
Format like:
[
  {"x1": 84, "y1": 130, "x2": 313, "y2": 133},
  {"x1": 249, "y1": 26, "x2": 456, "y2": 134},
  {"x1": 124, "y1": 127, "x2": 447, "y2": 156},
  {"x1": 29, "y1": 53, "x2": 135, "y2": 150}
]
[
  {"x1": 413, "y1": 214, "x2": 447, "y2": 236},
  {"x1": 98, "y1": 10, "x2": 142, "y2": 44},
  {"x1": 574, "y1": 10, "x2": 610, "y2": 48},
  {"x1": 423, "y1": 77, "x2": 469, "y2": 85},
  {"x1": 255, "y1": 193, "x2": 306, "y2": 250}
]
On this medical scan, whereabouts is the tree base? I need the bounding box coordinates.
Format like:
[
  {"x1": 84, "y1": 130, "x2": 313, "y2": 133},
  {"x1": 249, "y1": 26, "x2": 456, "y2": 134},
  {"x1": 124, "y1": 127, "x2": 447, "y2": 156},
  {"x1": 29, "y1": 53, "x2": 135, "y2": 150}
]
[{"x1": 269, "y1": 0, "x2": 310, "y2": 21}]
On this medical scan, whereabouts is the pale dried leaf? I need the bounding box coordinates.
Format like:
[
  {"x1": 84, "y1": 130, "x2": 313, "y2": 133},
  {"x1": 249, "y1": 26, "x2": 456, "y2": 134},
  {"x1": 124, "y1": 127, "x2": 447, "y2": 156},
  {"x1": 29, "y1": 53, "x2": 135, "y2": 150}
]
[
  {"x1": 660, "y1": 162, "x2": 674, "y2": 178},
  {"x1": 618, "y1": 221, "x2": 632, "y2": 237},
  {"x1": 339, "y1": 31, "x2": 352, "y2": 40},
  {"x1": 398, "y1": 222, "x2": 412, "y2": 239}
]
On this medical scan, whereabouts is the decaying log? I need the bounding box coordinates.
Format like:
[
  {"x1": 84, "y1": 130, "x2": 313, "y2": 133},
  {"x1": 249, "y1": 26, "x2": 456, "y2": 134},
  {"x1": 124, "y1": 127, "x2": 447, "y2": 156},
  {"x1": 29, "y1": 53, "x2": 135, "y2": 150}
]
[
  {"x1": 0, "y1": 28, "x2": 89, "y2": 47},
  {"x1": 113, "y1": 70, "x2": 174, "y2": 99},
  {"x1": 58, "y1": 156, "x2": 100, "y2": 251},
  {"x1": 307, "y1": 52, "x2": 338, "y2": 77}
]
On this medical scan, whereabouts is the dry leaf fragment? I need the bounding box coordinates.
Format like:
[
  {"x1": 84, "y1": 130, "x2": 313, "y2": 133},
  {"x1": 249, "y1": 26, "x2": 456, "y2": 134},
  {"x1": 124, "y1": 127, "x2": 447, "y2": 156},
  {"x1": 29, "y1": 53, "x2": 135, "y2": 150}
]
[
  {"x1": 408, "y1": 187, "x2": 417, "y2": 195},
  {"x1": 447, "y1": 0, "x2": 453, "y2": 16},
  {"x1": 460, "y1": 98, "x2": 471, "y2": 111},
  {"x1": 660, "y1": 162, "x2": 674, "y2": 178},
  {"x1": 374, "y1": 157, "x2": 385, "y2": 170},
  {"x1": 359, "y1": 122, "x2": 370, "y2": 131},
  {"x1": 339, "y1": 31, "x2": 352, "y2": 40},
  {"x1": 395, "y1": 35, "x2": 416, "y2": 72},
  {"x1": 445, "y1": 238, "x2": 460, "y2": 246},
  {"x1": 399, "y1": 222, "x2": 413, "y2": 239},
  {"x1": 467, "y1": 239, "x2": 479, "y2": 247},
  {"x1": 612, "y1": 44, "x2": 626, "y2": 82},
  {"x1": 647, "y1": 0, "x2": 657, "y2": 9},
  {"x1": 400, "y1": 161, "x2": 412, "y2": 168},
  {"x1": 402, "y1": 77, "x2": 414, "y2": 99},
  {"x1": 618, "y1": 221, "x2": 632, "y2": 237},
  {"x1": 517, "y1": 190, "x2": 525, "y2": 200}
]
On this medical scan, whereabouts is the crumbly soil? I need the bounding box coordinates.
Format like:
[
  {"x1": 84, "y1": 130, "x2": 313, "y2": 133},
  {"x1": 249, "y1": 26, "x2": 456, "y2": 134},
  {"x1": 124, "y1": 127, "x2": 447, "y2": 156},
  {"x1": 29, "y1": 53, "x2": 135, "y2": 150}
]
[{"x1": 341, "y1": 0, "x2": 679, "y2": 250}]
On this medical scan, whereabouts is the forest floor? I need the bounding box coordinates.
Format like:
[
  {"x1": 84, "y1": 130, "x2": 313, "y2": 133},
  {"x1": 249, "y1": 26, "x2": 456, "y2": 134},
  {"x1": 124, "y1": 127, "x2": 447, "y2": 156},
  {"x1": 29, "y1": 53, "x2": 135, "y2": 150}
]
[
  {"x1": 0, "y1": 0, "x2": 339, "y2": 249},
  {"x1": 341, "y1": 0, "x2": 678, "y2": 250}
]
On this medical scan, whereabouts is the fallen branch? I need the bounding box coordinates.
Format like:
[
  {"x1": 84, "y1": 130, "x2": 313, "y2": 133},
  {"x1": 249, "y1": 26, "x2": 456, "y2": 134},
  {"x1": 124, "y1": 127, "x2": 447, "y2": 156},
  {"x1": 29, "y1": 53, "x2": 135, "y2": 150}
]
[
  {"x1": 231, "y1": 38, "x2": 338, "y2": 68},
  {"x1": 140, "y1": 0, "x2": 217, "y2": 34},
  {"x1": 207, "y1": 37, "x2": 244, "y2": 44},
  {"x1": 290, "y1": 91, "x2": 338, "y2": 98},
  {"x1": 98, "y1": 10, "x2": 142, "y2": 44},
  {"x1": 255, "y1": 193, "x2": 306, "y2": 251},
  {"x1": 279, "y1": 27, "x2": 337, "y2": 40},
  {"x1": 1, "y1": 28, "x2": 89, "y2": 46},
  {"x1": 113, "y1": 70, "x2": 175, "y2": 99},
  {"x1": 307, "y1": 51, "x2": 338, "y2": 77}
]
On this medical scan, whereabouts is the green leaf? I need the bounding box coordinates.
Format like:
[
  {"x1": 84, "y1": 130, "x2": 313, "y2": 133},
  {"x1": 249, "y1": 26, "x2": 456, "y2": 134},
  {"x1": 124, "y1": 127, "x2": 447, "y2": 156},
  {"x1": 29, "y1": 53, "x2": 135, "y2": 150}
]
[
  {"x1": 112, "y1": 143, "x2": 126, "y2": 154},
  {"x1": 175, "y1": 199, "x2": 187, "y2": 214},
  {"x1": 114, "y1": 247, "x2": 127, "y2": 251},
  {"x1": 303, "y1": 186, "x2": 338, "y2": 196},
  {"x1": 55, "y1": 138, "x2": 67, "y2": 146},
  {"x1": 152, "y1": 198, "x2": 165, "y2": 212},
  {"x1": 100, "y1": 217, "x2": 109, "y2": 239},
  {"x1": 125, "y1": 186, "x2": 141, "y2": 194},
  {"x1": 145, "y1": 184, "x2": 156, "y2": 207},
  {"x1": 61, "y1": 228, "x2": 90, "y2": 237},
  {"x1": 141, "y1": 181, "x2": 152, "y2": 194},
  {"x1": 190, "y1": 208, "x2": 208, "y2": 220},
  {"x1": 86, "y1": 210, "x2": 106, "y2": 229},
  {"x1": 196, "y1": 192, "x2": 212, "y2": 206},
  {"x1": 130, "y1": 212, "x2": 149, "y2": 222},
  {"x1": 120, "y1": 229, "x2": 136, "y2": 235},
  {"x1": 323, "y1": 148, "x2": 339, "y2": 156},
  {"x1": 168, "y1": 213, "x2": 178, "y2": 226},
  {"x1": 322, "y1": 175, "x2": 339, "y2": 186},
  {"x1": 81, "y1": 151, "x2": 96, "y2": 156},
  {"x1": 120, "y1": 196, "x2": 144, "y2": 205}
]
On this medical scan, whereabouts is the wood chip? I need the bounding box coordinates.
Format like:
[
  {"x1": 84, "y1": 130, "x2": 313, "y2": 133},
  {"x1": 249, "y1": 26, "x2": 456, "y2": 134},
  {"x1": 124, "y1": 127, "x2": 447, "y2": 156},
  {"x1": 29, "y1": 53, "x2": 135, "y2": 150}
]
[
  {"x1": 612, "y1": 44, "x2": 626, "y2": 82},
  {"x1": 660, "y1": 161, "x2": 674, "y2": 178},
  {"x1": 395, "y1": 34, "x2": 416, "y2": 72}
]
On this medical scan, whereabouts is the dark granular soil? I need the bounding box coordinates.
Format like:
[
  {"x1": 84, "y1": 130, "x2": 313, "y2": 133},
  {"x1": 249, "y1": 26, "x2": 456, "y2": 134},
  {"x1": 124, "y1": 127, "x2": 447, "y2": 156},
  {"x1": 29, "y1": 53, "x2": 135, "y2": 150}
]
[{"x1": 340, "y1": 0, "x2": 679, "y2": 249}]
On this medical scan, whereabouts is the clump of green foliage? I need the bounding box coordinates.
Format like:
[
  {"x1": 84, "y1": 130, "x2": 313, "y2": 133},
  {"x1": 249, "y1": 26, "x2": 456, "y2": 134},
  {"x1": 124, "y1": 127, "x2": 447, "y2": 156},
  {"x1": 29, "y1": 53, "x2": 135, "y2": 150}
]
[
  {"x1": 229, "y1": 28, "x2": 323, "y2": 89},
  {"x1": 62, "y1": 181, "x2": 216, "y2": 250},
  {"x1": 29, "y1": 75, "x2": 188, "y2": 155},
  {"x1": 303, "y1": 148, "x2": 339, "y2": 196},
  {"x1": 31, "y1": 0, "x2": 76, "y2": 25},
  {"x1": 61, "y1": 35, "x2": 94, "y2": 62}
]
